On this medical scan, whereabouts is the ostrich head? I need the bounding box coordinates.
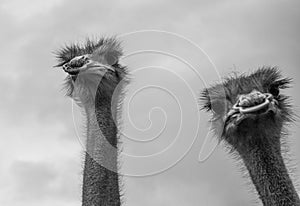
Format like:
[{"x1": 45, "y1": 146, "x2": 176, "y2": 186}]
[
  {"x1": 201, "y1": 67, "x2": 293, "y2": 150},
  {"x1": 55, "y1": 38, "x2": 127, "y2": 106}
]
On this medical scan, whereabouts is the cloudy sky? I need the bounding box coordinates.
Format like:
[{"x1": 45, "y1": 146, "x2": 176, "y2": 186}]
[{"x1": 1, "y1": 0, "x2": 300, "y2": 205}]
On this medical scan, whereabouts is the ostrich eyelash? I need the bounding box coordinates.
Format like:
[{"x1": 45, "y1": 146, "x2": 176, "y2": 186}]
[{"x1": 273, "y1": 78, "x2": 292, "y2": 89}]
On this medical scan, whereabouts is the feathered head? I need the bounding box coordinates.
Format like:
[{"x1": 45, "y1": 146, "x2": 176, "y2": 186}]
[
  {"x1": 55, "y1": 37, "x2": 127, "y2": 106},
  {"x1": 201, "y1": 67, "x2": 293, "y2": 148}
]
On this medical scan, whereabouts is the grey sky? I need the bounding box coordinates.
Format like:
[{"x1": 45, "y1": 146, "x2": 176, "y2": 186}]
[{"x1": 0, "y1": 0, "x2": 300, "y2": 205}]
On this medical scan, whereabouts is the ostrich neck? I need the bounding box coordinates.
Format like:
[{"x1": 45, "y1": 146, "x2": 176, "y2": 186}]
[
  {"x1": 237, "y1": 134, "x2": 300, "y2": 206},
  {"x1": 82, "y1": 88, "x2": 121, "y2": 206}
]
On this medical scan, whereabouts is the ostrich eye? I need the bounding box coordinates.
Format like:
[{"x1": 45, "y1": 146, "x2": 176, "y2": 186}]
[{"x1": 269, "y1": 85, "x2": 280, "y2": 97}]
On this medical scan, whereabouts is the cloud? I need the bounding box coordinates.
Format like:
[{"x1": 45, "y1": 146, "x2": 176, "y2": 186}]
[
  {"x1": 10, "y1": 161, "x2": 57, "y2": 200},
  {"x1": 1, "y1": 0, "x2": 64, "y2": 22},
  {"x1": 1, "y1": 159, "x2": 81, "y2": 206}
]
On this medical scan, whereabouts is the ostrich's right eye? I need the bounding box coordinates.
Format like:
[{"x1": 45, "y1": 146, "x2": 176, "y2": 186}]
[{"x1": 269, "y1": 85, "x2": 280, "y2": 97}]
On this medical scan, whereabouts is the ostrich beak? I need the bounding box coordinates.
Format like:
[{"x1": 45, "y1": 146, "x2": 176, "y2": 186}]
[
  {"x1": 62, "y1": 55, "x2": 115, "y2": 75},
  {"x1": 225, "y1": 91, "x2": 278, "y2": 126},
  {"x1": 233, "y1": 93, "x2": 274, "y2": 114}
]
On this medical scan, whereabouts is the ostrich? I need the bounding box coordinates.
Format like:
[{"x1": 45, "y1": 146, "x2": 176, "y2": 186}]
[
  {"x1": 55, "y1": 38, "x2": 128, "y2": 206},
  {"x1": 201, "y1": 68, "x2": 300, "y2": 205}
]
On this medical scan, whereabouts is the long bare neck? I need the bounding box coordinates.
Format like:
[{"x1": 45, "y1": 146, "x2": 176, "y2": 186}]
[
  {"x1": 82, "y1": 86, "x2": 121, "y2": 206},
  {"x1": 237, "y1": 133, "x2": 300, "y2": 206}
]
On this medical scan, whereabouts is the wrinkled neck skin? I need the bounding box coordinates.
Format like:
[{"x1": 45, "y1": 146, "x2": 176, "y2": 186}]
[
  {"x1": 232, "y1": 129, "x2": 300, "y2": 206},
  {"x1": 77, "y1": 75, "x2": 122, "y2": 206}
]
